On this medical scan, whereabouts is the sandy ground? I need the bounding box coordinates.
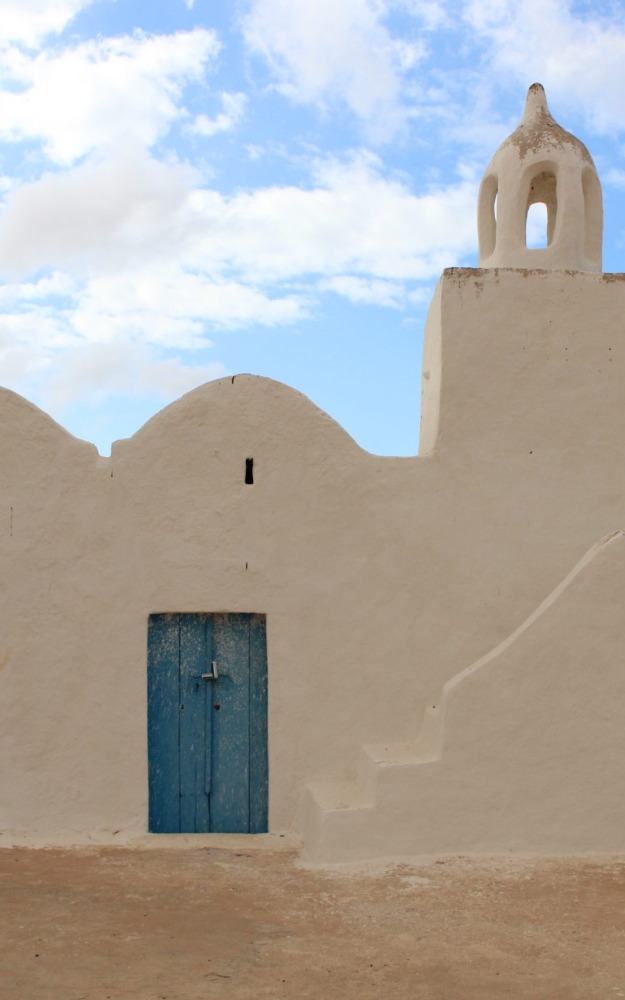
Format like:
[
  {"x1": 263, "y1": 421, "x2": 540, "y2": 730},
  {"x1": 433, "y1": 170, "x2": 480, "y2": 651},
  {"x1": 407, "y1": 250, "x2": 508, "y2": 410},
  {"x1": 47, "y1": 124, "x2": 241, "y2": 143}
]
[{"x1": 1, "y1": 845, "x2": 625, "y2": 999}]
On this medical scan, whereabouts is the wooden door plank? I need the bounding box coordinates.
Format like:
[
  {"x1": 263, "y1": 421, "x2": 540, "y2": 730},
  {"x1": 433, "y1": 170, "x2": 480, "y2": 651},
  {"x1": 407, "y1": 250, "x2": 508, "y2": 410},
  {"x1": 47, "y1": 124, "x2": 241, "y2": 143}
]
[
  {"x1": 179, "y1": 614, "x2": 210, "y2": 833},
  {"x1": 210, "y1": 613, "x2": 251, "y2": 832},
  {"x1": 249, "y1": 614, "x2": 269, "y2": 833},
  {"x1": 147, "y1": 614, "x2": 180, "y2": 834},
  {"x1": 204, "y1": 616, "x2": 214, "y2": 800}
]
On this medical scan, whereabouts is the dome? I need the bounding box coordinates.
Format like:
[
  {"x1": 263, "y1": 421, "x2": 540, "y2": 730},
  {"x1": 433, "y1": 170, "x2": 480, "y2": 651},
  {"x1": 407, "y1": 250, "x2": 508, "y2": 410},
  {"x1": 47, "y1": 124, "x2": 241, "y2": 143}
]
[{"x1": 477, "y1": 84, "x2": 603, "y2": 271}]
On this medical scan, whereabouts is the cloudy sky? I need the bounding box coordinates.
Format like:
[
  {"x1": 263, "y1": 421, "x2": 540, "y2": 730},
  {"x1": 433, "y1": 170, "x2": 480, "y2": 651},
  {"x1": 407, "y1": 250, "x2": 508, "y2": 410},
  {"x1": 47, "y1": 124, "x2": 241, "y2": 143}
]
[{"x1": 0, "y1": 0, "x2": 624, "y2": 454}]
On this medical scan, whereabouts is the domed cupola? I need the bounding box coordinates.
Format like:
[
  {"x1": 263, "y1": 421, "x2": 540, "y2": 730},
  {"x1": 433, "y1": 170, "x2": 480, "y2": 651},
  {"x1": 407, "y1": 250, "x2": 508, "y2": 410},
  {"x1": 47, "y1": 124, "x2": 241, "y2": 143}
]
[{"x1": 477, "y1": 83, "x2": 603, "y2": 271}]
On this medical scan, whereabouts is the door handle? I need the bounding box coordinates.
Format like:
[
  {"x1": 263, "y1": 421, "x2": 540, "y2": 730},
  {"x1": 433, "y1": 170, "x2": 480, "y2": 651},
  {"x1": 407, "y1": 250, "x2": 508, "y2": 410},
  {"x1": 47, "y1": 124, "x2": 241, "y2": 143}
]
[{"x1": 201, "y1": 662, "x2": 218, "y2": 681}]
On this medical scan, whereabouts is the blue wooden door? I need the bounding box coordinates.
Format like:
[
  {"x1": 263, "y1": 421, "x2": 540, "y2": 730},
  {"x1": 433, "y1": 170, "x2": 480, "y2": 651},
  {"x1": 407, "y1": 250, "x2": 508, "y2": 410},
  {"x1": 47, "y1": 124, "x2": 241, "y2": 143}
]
[{"x1": 147, "y1": 613, "x2": 268, "y2": 833}]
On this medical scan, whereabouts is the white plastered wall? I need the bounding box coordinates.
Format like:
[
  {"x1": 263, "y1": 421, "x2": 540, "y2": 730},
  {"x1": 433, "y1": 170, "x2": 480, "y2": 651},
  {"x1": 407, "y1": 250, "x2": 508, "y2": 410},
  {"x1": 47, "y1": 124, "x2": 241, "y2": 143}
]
[
  {"x1": 305, "y1": 530, "x2": 625, "y2": 860},
  {"x1": 2, "y1": 267, "x2": 625, "y2": 850}
]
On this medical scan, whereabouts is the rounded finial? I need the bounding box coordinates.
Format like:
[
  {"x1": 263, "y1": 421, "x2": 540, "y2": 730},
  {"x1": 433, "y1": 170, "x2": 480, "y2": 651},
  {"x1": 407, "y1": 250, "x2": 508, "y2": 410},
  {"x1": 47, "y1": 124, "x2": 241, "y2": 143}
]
[{"x1": 520, "y1": 83, "x2": 552, "y2": 125}]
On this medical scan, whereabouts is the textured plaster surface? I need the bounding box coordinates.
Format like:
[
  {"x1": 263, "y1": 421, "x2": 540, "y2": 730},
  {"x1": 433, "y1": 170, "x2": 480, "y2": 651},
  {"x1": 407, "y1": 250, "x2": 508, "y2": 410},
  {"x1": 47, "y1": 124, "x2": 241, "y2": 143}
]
[
  {"x1": 2, "y1": 267, "x2": 625, "y2": 850},
  {"x1": 506, "y1": 83, "x2": 592, "y2": 162},
  {"x1": 306, "y1": 530, "x2": 625, "y2": 859}
]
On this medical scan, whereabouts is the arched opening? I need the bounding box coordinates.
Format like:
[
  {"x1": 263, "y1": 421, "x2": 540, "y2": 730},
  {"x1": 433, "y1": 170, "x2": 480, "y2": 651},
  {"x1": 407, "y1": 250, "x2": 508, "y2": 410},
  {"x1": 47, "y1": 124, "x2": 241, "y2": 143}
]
[
  {"x1": 525, "y1": 170, "x2": 557, "y2": 249},
  {"x1": 526, "y1": 203, "x2": 548, "y2": 248}
]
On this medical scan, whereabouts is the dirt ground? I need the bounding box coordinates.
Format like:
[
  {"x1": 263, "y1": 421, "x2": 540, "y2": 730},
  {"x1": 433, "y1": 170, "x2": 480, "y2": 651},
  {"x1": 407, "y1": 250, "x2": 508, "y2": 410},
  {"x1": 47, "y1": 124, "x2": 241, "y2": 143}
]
[{"x1": 1, "y1": 845, "x2": 625, "y2": 999}]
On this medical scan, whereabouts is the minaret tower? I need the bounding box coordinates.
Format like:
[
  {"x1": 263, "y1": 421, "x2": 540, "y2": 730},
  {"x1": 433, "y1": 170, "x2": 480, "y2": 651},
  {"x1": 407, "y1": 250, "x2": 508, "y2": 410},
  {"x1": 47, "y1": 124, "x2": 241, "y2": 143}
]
[{"x1": 478, "y1": 83, "x2": 603, "y2": 271}]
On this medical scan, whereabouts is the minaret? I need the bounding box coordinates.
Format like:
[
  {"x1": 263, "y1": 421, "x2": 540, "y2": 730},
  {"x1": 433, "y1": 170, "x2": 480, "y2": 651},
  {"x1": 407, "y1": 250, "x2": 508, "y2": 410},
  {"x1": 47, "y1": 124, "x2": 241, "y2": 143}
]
[{"x1": 477, "y1": 83, "x2": 603, "y2": 271}]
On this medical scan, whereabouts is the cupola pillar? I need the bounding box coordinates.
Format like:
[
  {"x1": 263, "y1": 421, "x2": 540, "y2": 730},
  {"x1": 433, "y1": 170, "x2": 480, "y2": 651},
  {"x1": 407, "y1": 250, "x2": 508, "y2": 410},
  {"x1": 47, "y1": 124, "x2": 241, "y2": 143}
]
[{"x1": 478, "y1": 83, "x2": 603, "y2": 271}]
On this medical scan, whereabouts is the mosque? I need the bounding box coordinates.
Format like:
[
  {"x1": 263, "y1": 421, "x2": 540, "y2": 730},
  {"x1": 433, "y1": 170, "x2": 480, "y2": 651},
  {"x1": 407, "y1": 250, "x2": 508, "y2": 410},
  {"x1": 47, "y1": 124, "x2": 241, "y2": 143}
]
[{"x1": 2, "y1": 84, "x2": 625, "y2": 859}]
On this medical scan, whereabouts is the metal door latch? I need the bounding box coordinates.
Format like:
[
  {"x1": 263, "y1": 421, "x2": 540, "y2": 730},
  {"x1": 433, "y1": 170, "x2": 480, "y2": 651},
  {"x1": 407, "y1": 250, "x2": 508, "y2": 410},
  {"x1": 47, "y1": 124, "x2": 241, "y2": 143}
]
[{"x1": 201, "y1": 662, "x2": 218, "y2": 680}]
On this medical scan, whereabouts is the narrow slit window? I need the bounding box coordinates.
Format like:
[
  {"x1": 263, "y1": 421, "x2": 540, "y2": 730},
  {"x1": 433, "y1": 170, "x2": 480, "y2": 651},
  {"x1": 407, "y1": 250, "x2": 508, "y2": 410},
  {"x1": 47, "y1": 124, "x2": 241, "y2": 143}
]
[{"x1": 245, "y1": 458, "x2": 254, "y2": 484}]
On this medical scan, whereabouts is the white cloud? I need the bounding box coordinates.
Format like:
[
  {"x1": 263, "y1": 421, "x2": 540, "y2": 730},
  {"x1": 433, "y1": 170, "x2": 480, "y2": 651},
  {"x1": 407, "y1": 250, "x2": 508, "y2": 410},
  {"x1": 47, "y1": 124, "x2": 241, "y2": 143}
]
[
  {"x1": 0, "y1": 0, "x2": 93, "y2": 46},
  {"x1": 320, "y1": 275, "x2": 406, "y2": 306},
  {"x1": 463, "y1": 0, "x2": 625, "y2": 133},
  {"x1": 0, "y1": 338, "x2": 52, "y2": 383},
  {"x1": 241, "y1": 0, "x2": 423, "y2": 133},
  {"x1": 0, "y1": 146, "x2": 477, "y2": 409},
  {"x1": 0, "y1": 150, "x2": 197, "y2": 276},
  {"x1": 0, "y1": 302, "x2": 74, "y2": 351},
  {"x1": 72, "y1": 267, "x2": 308, "y2": 344},
  {"x1": 0, "y1": 28, "x2": 220, "y2": 164},
  {"x1": 391, "y1": 0, "x2": 448, "y2": 31},
  {"x1": 0, "y1": 261, "x2": 307, "y2": 358},
  {"x1": 0, "y1": 259, "x2": 258, "y2": 408},
  {"x1": 0, "y1": 263, "x2": 300, "y2": 407},
  {"x1": 186, "y1": 153, "x2": 477, "y2": 282},
  {"x1": 191, "y1": 92, "x2": 247, "y2": 137},
  {"x1": 0, "y1": 271, "x2": 75, "y2": 302},
  {"x1": 42, "y1": 340, "x2": 227, "y2": 410},
  {"x1": 0, "y1": 149, "x2": 478, "y2": 289},
  {"x1": 605, "y1": 168, "x2": 625, "y2": 190}
]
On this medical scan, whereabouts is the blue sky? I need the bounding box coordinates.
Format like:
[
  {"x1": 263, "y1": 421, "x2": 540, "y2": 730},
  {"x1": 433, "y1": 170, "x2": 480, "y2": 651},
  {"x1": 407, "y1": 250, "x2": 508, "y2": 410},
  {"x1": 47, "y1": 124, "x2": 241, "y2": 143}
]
[{"x1": 0, "y1": 0, "x2": 624, "y2": 455}]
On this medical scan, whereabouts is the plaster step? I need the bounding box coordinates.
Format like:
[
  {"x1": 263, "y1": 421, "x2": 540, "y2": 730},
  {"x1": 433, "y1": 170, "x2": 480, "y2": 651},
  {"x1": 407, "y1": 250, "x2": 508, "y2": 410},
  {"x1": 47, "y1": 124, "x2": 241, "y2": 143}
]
[
  {"x1": 304, "y1": 532, "x2": 625, "y2": 863},
  {"x1": 302, "y1": 706, "x2": 443, "y2": 862}
]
